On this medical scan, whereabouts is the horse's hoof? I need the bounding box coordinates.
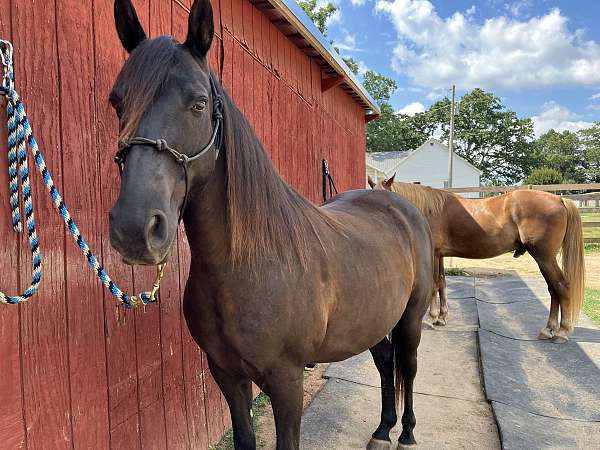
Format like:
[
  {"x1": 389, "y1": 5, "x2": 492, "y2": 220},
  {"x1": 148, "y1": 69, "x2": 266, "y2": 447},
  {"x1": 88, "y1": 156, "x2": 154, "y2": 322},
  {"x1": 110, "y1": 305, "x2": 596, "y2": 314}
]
[
  {"x1": 422, "y1": 321, "x2": 436, "y2": 330},
  {"x1": 433, "y1": 318, "x2": 446, "y2": 326},
  {"x1": 396, "y1": 442, "x2": 418, "y2": 449},
  {"x1": 552, "y1": 335, "x2": 569, "y2": 344},
  {"x1": 537, "y1": 328, "x2": 554, "y2": 340},
  {"x1": 367, "y1": 438, "x2": 391, "y2": 450}
]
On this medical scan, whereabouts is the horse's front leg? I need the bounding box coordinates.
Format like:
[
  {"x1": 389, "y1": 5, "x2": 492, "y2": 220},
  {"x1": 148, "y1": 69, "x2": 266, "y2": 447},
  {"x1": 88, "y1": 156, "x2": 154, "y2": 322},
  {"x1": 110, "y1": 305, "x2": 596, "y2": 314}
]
[
  {"x1": 263, "y1": 366, "x2": 304, "y2": 450},
  {"x1": 207, "y1": 358, "x2": 256, "y2": 450},
  {"x1": 436, "y1": 257, "x2": 449, "y2": 326}
]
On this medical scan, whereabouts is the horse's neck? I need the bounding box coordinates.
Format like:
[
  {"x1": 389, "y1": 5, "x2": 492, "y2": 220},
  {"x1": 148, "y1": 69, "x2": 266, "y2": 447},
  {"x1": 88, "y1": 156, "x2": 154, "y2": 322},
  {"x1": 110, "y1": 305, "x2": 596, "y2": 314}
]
[{"x1": 183, "y1": 154, "x2": 229, "y2": 268}]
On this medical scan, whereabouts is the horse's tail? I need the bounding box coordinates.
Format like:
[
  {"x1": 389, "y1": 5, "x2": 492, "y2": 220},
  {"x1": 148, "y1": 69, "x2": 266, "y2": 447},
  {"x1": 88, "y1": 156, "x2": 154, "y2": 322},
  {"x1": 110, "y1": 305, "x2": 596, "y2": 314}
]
[
  {"x1": 392, "y1": 325, "x2": 404, "y2": 412},
  {"x1": 561, "y1": 198, "x2": 585, "y2": 325}
]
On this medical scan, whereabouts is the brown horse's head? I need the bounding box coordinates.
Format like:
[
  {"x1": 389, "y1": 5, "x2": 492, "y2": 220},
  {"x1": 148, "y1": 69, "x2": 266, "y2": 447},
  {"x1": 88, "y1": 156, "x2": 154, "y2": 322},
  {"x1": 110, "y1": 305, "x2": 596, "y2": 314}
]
[
  {"x1": 369, "y1": 173, "x2": 395, "y2": 191},
  {"x1": 108, "y1": 0, "x2": 218, "y2": 265}
]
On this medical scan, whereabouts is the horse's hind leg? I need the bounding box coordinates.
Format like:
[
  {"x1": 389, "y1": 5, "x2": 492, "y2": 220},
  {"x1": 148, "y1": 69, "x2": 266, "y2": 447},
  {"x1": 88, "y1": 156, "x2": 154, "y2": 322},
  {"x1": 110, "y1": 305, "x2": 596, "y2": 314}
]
[
  {"x1": 367, "y1": 338, "x2": 397, "y2": 450},
  {"x1": 394, "y1": 301, "x2": 425, "y2": 448},
  {"x1": 531, "y1": 253, "x2": 568, "y2": 342}
]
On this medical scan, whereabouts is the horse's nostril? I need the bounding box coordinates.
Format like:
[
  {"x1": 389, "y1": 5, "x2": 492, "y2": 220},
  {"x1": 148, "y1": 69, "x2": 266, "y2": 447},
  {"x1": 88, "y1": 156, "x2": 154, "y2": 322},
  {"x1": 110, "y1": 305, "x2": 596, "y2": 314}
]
[{"x1": 146, "y1": 211, "x2": 169, "y2": 250}]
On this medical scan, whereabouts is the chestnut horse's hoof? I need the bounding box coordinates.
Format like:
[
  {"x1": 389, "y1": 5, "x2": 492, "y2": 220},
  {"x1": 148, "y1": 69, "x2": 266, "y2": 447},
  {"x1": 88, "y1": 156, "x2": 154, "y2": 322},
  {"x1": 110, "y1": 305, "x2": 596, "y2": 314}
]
[
  {"x1": 433, "y1": 317, "x2": 447, "y2": 326},
  {"x1": 538, "y1": 327, "x2": 554, "y2": 340},
  {"x1": 552, "y1": 335, "x2": 569, "y2": 344},
  {"x1": 367, "y1": 437, "x2": 391, "y2": 450}
]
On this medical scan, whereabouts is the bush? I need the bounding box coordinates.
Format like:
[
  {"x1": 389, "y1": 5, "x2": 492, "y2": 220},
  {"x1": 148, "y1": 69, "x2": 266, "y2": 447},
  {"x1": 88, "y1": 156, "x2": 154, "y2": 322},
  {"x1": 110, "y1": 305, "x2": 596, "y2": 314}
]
[{"x1": 525, "y1": 167, "x2": 564, "y2": 185}]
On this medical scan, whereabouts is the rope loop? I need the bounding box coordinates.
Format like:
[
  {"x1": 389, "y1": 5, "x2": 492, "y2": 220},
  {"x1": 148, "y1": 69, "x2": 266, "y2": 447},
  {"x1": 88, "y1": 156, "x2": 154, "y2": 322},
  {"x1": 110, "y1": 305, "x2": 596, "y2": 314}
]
[{"x1": 0, "y1": 40, "x2": 162, "y2": 308}]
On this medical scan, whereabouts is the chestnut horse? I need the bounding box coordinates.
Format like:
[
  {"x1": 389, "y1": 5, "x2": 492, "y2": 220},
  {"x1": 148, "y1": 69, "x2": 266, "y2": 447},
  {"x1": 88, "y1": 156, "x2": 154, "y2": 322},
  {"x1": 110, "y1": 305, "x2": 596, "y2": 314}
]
[
  {"x1": 370, "y1": 176, "x2": 584, "y2": 343},
  {"x1": 108, "y1": 1, "x2": 436, "y2": 448}
]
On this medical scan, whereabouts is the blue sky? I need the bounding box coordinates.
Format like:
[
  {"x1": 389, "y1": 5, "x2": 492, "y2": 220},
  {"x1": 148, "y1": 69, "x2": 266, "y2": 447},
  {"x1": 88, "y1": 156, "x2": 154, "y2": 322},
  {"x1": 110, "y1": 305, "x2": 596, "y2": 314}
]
[{"x1": 321, "y1": 0, "x2": 600, "y2": 136}]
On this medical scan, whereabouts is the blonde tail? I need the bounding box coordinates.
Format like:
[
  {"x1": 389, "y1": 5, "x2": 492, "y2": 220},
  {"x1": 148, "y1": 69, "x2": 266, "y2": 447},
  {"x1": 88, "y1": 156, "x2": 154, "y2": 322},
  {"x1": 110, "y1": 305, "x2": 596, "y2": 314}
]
[{"x1": 561, "y1": 198, "x2": 585, "y2": 325}]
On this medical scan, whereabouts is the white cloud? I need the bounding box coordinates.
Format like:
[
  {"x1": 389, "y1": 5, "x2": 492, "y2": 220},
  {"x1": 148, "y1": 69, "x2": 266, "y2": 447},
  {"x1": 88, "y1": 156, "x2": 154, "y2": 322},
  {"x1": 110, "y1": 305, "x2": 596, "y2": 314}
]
[
  {"x1": 350, "y1": 0, "x2": 367, "y2": 6},
  {"x1": 532, "y1": 102, "x2": 592, "y2": 137},
  {"x1": 355, "y1": 60, "x2": 369, "y2": 75},
  {"x1": 590, "y1": 93, "x2": 600, "y2": 101},
  {"x1": 334, "y1": 31, "x2": 363, "y2": 52},
  {"x1": 375, "y1": 1, "x2": 600, "y2": 90},
  {"x1": 397, "y1": 101, "x2": 425, "y2": 116},
  {"x1": 505, "y1": 0, "x2": 533, "y2": 18}
]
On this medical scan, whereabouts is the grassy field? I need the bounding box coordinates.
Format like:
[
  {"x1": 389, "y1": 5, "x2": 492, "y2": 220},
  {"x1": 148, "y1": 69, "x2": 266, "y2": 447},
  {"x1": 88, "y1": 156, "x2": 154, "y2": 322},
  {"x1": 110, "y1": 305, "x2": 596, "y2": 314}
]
[
  {"x1": 584, "y1": 289, "x2": 600, "y2": 325},
  {"x1": 581, "y1": 212, "x2": 600, "y2": 241}
]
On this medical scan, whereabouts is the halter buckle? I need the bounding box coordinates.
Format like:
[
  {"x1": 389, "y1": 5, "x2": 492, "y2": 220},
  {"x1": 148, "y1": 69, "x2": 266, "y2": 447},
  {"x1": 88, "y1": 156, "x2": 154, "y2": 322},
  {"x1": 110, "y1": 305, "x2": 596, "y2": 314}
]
[{"x1": 0, "y1": 40, "x2": 13, "y2": 94}]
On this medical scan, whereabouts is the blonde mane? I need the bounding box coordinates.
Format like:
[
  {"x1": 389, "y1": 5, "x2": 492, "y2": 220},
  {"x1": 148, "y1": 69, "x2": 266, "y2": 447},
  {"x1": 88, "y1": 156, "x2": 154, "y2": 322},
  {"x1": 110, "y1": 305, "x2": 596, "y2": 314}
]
[{"x1": 388, "y1": 182, "x2": 450, "y2": 218}]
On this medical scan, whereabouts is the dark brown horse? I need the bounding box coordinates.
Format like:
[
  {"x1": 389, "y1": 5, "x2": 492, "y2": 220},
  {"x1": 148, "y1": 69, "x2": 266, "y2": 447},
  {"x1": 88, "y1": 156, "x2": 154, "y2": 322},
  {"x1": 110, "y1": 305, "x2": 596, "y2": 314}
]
[
  {"x1": 108, "y1": 1, "x2": 436, "y2": 448},
  {"x1": 370, "y1": 176, "x2": 585, "y2": 343}
]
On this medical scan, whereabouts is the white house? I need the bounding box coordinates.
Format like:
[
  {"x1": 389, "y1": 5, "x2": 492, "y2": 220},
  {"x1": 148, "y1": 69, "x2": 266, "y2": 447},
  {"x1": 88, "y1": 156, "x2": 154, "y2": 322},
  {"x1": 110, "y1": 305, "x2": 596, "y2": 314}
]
[{"x1": 366, "y1": 138, "x2": 482, "y2": 197}]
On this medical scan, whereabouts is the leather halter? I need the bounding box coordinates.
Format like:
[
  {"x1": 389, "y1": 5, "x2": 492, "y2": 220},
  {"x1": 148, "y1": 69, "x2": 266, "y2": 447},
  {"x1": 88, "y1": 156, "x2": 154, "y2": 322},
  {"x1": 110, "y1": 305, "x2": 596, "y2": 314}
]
[{"x1": 114, "y1": 74, "x2": 224, "y2": 222}]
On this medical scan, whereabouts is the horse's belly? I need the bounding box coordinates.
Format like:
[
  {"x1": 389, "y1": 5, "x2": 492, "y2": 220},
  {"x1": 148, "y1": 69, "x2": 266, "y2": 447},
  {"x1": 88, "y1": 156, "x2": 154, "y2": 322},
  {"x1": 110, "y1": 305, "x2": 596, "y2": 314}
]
[{"x1": 313, "y1": 293, "x2": 409, "y2": 362}]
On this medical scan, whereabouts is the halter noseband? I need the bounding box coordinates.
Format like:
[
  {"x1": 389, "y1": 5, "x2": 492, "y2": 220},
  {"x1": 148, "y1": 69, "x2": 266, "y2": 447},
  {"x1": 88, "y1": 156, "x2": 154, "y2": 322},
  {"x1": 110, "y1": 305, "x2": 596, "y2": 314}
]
[{"x1": 114, "y1": 74, "x2": 224, "y2": 221}]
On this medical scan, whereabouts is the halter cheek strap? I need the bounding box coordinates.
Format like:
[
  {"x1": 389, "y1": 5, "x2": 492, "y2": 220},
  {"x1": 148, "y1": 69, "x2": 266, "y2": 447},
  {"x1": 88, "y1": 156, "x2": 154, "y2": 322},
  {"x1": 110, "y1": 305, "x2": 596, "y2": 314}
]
[{"x1": 114, "y1": 74, "x2": 224, "y2": 222}]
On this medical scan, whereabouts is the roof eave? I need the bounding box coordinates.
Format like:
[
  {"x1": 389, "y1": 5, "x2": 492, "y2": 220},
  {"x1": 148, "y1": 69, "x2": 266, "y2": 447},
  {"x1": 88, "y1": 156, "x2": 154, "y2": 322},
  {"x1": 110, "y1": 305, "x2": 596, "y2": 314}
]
[{"x1": 265, "y1": 0, "x2": 380, "y2": 115}]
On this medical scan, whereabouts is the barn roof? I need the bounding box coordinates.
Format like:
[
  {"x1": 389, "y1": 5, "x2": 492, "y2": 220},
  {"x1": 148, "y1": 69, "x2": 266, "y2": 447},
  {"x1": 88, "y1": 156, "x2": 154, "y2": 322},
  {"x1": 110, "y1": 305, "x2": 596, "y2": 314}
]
[{"x1": 254, "y1": 0, "x2": 380, "y2": 116}]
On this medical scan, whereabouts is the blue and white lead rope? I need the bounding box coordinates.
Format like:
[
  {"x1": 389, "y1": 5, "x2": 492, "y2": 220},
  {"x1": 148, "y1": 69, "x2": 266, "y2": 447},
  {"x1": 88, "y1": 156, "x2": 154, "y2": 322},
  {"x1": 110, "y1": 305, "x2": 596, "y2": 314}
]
[{"x1": 0, "y1": 40, "x2": 162, "y2": 308}]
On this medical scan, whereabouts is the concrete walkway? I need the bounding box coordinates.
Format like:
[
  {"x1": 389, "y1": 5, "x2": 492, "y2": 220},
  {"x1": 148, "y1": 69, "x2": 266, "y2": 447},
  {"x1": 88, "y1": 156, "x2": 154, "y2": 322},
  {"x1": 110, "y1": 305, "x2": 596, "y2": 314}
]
[{"x1": 299, "y1": 276, "x2": 600, "y2": 449}]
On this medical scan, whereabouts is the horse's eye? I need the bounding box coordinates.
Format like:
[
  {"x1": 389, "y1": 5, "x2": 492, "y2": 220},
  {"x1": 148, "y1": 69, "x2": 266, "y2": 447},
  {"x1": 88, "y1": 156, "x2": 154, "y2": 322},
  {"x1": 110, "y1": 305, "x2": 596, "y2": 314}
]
[{"x1": 192, "y1": 100, "x2": 207, "y2": 113}]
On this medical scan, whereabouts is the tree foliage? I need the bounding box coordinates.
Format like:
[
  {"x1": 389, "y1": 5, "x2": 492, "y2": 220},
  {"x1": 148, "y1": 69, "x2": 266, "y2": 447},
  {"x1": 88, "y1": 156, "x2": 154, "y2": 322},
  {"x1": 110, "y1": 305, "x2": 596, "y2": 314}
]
[
  {"x1": 525, "y1": 167, "x2": 564, "y2": 185},
  {"x1": 298, "y1": 0, "x2": 337, "y2": 36},
  {"x1": 428, "y1": 89, "x2": 534, "y2": 184},
  {"x1": 579, "y1": 123, "x2": 600, "y2": 183},
  {"x1": 530, "y1": 130, "x2": 585, "y2": 183}
]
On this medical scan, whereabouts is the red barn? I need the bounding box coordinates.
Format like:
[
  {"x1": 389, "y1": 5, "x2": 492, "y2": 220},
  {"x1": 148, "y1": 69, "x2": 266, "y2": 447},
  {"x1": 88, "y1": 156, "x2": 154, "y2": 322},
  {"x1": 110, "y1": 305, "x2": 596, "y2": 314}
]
[{"x1": 0, "y1": 0, "x2": 378, "y2": 448}]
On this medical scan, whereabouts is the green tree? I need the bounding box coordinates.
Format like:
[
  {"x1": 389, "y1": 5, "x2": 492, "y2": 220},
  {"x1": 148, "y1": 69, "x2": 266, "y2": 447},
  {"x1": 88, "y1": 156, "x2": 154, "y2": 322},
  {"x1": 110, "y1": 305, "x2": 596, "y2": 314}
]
[
  {"x1": 298, "y1": 0, "x2": 337, "y2": 36},
  {"x1": 430, "y1": 89, "x2": 534, "y2": 184},
  {"x1": 525, "y1": 167, "x2": 564, "y2": 185},
  {"x1": 366, "y1": 104, "x2": 431, "y2": 152},
  {"x1": 343, "y1": 57, "x2": 359, "y2": 75},
  {"x1": 579, "y1": 123, "x2": 600, "y2": 182},
  {"x1": 531, "y1": 130, "x2": 585, "y2": 183},
  {"x1": 363, "y1": 71, "x2": 397, "y2": 106}
]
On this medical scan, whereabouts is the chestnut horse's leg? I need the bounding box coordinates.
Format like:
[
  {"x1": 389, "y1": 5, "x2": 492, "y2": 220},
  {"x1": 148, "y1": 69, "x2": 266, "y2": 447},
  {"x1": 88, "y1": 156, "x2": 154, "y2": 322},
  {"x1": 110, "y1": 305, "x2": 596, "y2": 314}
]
[
  {"x1": 532, "y1": 254, "x2": 568, "y2": 342},
  {"x1": 436, "y1": 258, "x2": 449, "y2": 326},
  {"x1": 263, "y1": 366, "x2": 304, "y2": 450},
  {"x1": 428, "y1": 255, "x2": 441, "y2": 325},
  {"x1": 367, "y1": 338, "x2": 397, "y2": 450},
  {"x1": 207, "y1": 358, "x2": 256, "y2": 450}
]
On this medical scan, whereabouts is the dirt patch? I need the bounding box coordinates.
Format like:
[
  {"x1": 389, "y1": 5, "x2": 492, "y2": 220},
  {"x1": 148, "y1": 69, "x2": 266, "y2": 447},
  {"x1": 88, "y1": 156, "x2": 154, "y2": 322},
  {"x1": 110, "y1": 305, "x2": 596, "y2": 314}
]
[{"x1": 255, "y1": 363, "x2": 329, "y2": 449}]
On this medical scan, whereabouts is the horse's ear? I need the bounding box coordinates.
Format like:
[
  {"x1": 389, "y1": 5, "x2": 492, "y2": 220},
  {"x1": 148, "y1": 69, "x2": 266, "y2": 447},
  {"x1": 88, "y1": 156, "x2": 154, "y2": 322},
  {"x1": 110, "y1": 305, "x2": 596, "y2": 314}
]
[
  {"x1": 367, "y1": 176, "x2": 376, "y2": 189},
  {"x1": 185, "y1": 0, "x2": 214, "y2": 58},
  {"x1": 385, "y1": 173, "x2": 396, "y2": 186},
  {"x1": 114, "y1": 0, "x2": 147, "y2": 53}
]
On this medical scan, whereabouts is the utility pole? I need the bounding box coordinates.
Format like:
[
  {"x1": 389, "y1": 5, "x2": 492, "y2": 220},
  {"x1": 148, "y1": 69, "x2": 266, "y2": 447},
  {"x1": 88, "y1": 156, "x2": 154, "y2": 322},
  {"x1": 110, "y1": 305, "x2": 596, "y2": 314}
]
[{"x1": 447, "y1": 84, "x2": 456, "y2": 188}]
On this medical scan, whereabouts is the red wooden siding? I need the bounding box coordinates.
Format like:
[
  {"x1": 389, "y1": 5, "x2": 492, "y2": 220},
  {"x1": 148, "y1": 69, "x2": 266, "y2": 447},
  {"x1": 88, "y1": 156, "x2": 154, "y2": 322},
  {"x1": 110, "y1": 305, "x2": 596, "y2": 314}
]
[{"x1": 0, "y1": 0, "x2": 366, "y2": 448}]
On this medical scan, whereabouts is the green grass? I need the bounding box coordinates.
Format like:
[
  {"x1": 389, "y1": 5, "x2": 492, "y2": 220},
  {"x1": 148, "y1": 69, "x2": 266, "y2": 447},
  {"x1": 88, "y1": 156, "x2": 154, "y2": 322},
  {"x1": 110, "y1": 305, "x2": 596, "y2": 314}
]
[
  {"x1": 585, "y1": 243, "x2": 600, "y2": 254},
  {"x1": 445, "y1": 267, "x2": 467, "y2": 276},
  {"x1": 583, "y1": 288, "x2": 600, "y2": 326},
  {"x1": 210, "y1": 393, "x2": 271, "y2": 450}
]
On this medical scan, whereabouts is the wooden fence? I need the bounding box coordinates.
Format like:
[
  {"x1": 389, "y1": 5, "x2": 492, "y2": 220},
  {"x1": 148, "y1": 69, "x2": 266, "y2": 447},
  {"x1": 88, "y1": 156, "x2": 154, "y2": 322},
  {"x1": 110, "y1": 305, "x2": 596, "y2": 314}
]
[{"x1": 445, "y1": 183, "x2": 600, "y2": 243}]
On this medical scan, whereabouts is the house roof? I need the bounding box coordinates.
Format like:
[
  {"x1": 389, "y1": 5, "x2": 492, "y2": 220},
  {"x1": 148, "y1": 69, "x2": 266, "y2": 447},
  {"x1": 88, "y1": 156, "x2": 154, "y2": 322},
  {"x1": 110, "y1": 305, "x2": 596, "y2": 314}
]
[
  {"x1": 365, "y1": 138, "x2": 483, "y2": 177},
  {"x1": 366, "y1": 151, "x2": 412, "y2": 175},
  {"x1": 255, "y1": 0, "x2": 379, "y2": 116}
]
